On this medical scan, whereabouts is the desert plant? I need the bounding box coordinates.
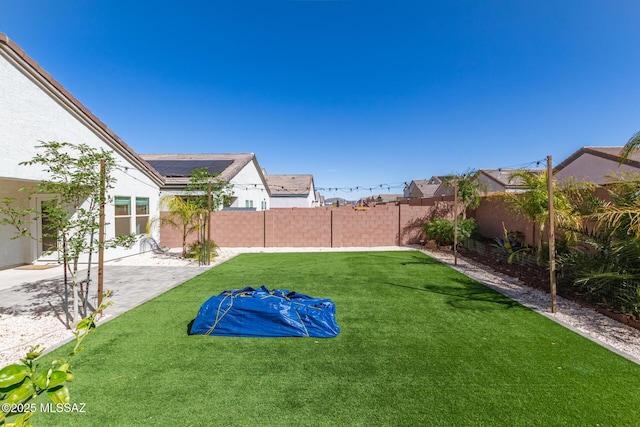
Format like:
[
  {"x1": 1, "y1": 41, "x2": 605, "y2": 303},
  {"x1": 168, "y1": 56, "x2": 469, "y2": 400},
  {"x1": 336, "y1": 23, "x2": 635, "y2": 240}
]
[
  {"x1": 0, "y1": 296, "x2": 111, "y2": 426},
  {"x1": 186, "y1": 239, "x2": 219, "y2": 261}
]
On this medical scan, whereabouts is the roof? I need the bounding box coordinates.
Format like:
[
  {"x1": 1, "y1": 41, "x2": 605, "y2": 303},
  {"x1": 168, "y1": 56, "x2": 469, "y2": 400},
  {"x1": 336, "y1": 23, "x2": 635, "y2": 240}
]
[
  {"x1": 407, "y1": 177, "x2": 444, "y2": 197},
  {"x1": 140, "y1": 153, "x2": 263, "y2": 187},
  {"x1": 479, "y1": 168, "x2": 543, "y2": 189},
  {"x1": 554, "y1": 146, "x2": 640, "y2": 171},
  {"x1": 266, "y1": 174, "x2": 314, "y2": 196},
  {"x1": 0, "y1": 33, "x2": 164, "y2": 187}
]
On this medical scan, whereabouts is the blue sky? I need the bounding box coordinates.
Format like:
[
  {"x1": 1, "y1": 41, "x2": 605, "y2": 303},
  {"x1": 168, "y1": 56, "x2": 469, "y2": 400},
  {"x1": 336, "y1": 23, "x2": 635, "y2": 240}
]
[{"x1": 3, "y1": 1, "x2": 640, "y2": 200}]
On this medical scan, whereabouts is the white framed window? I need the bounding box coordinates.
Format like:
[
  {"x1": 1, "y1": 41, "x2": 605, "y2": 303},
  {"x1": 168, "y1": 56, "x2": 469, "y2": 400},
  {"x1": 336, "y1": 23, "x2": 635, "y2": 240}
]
[
  {"x1": 115, "y1": 196, "x2": 150, "y2": 236},
  {"x1": 114, "y1": 196, "x2": 131, "y2": 237},
  {"x1": 245, "y1": 200, "x2": 254, "y2": 208},
  {"x1": 135, "y1": 197, "x2": 149, "y2": 234}
]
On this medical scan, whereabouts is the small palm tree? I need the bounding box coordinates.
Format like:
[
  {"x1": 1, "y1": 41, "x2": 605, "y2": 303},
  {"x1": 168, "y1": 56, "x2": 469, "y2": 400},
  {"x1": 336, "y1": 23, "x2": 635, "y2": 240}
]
[
  {"x1": 500, "y1": 169, "x2": 588, "y2": 263},
  {"x1": 443, "y1": 169, "x2": 487, "y2": 219},
  {"x1": 619, "y1": 130, "x2": 640, "y2": 163},
  {"x1": 158, "y1": 195, "x2": 201, "y2": 257}
]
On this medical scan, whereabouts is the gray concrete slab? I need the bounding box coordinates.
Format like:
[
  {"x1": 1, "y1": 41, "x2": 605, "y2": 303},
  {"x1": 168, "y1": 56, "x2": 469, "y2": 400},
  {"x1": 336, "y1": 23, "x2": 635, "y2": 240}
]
[{"x1": 0, "y1": 264, "x2": 213, "y2": 323}]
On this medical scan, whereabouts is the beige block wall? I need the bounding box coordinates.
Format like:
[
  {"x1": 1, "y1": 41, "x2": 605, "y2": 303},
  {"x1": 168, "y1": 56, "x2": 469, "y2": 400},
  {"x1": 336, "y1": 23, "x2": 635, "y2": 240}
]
[{"x1": 160, "y1": 204, "x2": 442, "y2": 249}]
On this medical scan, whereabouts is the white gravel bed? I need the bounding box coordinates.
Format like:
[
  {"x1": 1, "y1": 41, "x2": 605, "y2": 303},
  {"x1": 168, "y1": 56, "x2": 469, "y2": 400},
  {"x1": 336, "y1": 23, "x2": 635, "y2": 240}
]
[{"x1": 1, "y1": 247, "x2": 639, "y2": 367}]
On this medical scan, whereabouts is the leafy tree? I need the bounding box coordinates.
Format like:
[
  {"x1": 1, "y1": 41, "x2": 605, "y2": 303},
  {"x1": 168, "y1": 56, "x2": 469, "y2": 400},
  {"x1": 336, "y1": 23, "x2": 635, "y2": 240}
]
[{"x1": 0, "y1": 141, "x2": 135, "y2": 325}]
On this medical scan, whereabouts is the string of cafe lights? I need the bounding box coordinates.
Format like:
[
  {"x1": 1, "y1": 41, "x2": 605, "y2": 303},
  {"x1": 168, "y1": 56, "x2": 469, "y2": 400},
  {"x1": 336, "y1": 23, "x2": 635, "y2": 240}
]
[{"x1": 116, "y1": 157, "x2": 549, "y2": 194}]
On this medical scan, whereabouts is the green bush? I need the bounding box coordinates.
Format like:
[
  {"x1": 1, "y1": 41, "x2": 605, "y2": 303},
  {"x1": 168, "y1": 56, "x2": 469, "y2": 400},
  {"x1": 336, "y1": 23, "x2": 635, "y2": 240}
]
[
  {"x1": 186, "y1": 239, "x2": 218, "y2": 261},
  {"x1": 422, "y1": 218, "x2": 478, "y2": 247}
]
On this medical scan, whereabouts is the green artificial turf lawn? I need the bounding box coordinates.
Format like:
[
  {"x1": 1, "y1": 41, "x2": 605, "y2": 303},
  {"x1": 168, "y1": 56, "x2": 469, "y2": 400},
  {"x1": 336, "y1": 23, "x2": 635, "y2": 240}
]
[{"x1": 33, "y1": 251, "x2": 640, "y2": 426}]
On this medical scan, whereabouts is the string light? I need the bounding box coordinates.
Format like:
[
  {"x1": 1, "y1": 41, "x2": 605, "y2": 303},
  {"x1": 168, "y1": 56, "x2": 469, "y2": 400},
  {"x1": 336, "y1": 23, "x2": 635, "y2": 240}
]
[{"x1": 120, "y1": 157, "x2": 547, "y2": 194}]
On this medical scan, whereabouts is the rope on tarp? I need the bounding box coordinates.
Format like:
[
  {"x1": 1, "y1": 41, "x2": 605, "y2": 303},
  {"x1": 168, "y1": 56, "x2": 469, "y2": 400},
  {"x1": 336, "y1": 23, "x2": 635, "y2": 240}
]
[{"x1": 205, "y1": 292, "x2": 234, "y2": 336}]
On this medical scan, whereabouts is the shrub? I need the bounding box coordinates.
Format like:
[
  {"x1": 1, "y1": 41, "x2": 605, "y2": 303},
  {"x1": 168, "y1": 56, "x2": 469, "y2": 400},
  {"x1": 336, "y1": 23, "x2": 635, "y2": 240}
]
[
  {"x1": 422, "y1": 218, "x2": 478, "y2": 247},
  {"x1": 186, "y1": 239, "x2": 218, "y2": 261}
]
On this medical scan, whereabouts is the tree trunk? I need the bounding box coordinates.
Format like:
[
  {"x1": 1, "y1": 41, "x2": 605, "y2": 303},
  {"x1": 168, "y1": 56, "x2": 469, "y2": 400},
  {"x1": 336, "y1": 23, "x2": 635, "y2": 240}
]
[{"x1": 71, "y1": 259, "x2": 80, "y2": 323}]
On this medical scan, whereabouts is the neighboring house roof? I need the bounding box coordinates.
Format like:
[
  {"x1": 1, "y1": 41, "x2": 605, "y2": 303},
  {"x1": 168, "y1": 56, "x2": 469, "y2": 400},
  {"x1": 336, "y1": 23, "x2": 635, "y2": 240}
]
[
  {"x1": 141, "y1": 153, "x2": 269, "y2": 193},
  {"x1": 554, "y1": 146, "x2": 640, "y2": 178},
  {"x1": 0, "y1": 33, "x2": 164, "y2": 187},
  {"x1": 554, "y1": 146, "x2": 640, "y2": 185},
  {"x1": 405, "y1": 177, "x2": 444, "y2": 198},
  {"x1": 266, "y1": 174, "x2": 314, "y2": 197},
  {"x1": 478, "y1": 168, "x2": 543, "y2": 193},
  {"x1": 555, "y1": 146, "x2": 640, "y2": 171},
  {"x1": 365, "y1": 194, "x2": 403, "y2": 203}
]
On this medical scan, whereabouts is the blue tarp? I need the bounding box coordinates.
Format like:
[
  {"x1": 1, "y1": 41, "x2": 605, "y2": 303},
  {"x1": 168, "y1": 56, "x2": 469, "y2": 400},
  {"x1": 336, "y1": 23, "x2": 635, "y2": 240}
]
[{"x1": 190, "y1": 286, "x2": 340, "y2": 338}]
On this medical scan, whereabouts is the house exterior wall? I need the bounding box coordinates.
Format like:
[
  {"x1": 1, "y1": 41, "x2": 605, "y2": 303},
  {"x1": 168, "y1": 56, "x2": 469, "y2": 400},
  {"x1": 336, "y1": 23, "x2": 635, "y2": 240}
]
[
  {"x1": 228, "y1": 159, "x2": 270, "y2": 210},
  {"x1": 0, "y1": 42, "x2": 161, "y2": 268},
  {"x1": 160, "y1": 204, "x2": 445, "y2": 248},
  {"x1": 269, "y1": 193, "x2": 315, "y2": 208},
  {"x1": 555, "y1": 152, "x2": 640, "y2": 184}
]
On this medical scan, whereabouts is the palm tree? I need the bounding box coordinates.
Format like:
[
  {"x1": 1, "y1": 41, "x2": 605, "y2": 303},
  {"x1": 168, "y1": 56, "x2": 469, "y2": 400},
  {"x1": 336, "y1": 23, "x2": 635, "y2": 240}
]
[
  {"x1": 158, "y1": 195, "x2": 201, "y2": 257},
  {"x1": 619, "y1": 130, "x2": 640, "y2": 163},
  {"x1": 443, "y1": 169, "x2": 487, "y2": 219},
  {"x1": 500, "y1": 169, "x2": 587, "y2": 263}
]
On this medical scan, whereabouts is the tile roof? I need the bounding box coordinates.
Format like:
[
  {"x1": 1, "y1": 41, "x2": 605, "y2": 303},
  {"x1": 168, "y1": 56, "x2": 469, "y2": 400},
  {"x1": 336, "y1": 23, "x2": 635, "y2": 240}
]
[
  {"x1": 0, "y1": 33, "x2": 164, "y2": 186},
  {"x1": 266, "y1": 174, "x2": 314, "y2": 196},
  {"x1": 407, "y1": 177, "x2": 444, "y2": 197}
]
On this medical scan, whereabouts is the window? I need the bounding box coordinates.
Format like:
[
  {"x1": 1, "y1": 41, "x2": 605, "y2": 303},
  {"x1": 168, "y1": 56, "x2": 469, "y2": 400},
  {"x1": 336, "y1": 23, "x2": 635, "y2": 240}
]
[
  {"x1": 115, "y1": 196, "x2": 150, "y2": 236},
  {"x1": 136, "y1": 198, "x2": 149, "y2": 234},
  {"x1": 245, "y1": 200, "x2": 254, "y2": 208},
  {"x1": 261, "y1": 200, "x2": 267, "y2": 210},
  {"x1": 114, "y1": 197, "x2": 131, "y2": 237}
]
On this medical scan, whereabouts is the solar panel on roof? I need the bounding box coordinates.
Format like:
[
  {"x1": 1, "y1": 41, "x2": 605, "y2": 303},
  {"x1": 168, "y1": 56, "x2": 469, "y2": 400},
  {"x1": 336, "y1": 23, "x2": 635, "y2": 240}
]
[{"x1": 147, "y1": 160, "x2": 234, "y2": 177}]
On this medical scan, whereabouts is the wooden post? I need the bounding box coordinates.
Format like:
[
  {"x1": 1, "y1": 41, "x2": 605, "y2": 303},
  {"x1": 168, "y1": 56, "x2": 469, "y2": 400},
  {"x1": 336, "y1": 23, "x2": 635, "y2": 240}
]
[
  {"x1": 547, "y1": 155, "x2": 557, "y2": 313},
  {"x1": 453, "y1": 179, "x2": 458, "y2": 266},
  {"x1": 97, "y1": 159, "x2": 105, "y2": 307},
  {"x1": 207, "y1": 180, "x2": 212, "y2": 265}
]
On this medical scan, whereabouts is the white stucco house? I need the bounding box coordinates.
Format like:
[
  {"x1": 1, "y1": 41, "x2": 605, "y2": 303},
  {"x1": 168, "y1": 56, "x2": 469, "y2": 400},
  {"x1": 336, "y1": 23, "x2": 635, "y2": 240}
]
[
  {"x1": 140, "y1": 153, "x2": 272, "y2": 210},
  {"x1": 266, "y1": 174, "x2": 318, "y2": 208},
  {"x1": 0, "y1": 33, "x2": 164, "y2": 269}
]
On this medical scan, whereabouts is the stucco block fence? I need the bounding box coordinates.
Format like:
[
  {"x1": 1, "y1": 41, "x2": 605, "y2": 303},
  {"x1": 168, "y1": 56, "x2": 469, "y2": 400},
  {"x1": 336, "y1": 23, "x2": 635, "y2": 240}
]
[
  {"x1": 159, "y1": 196, "x2": 540, "y2": 250},
  {"x1": 160, "y1": 203, "x2": 456, "y2": 249}
]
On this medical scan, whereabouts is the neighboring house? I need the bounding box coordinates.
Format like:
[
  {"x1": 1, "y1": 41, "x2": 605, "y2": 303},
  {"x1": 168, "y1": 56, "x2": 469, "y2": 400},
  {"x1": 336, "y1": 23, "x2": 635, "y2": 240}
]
[
  {"x1": 266, "y1": 174, "x2": 317, "y2": 208},
  {"x1": 476, "y1": 169, "x2": 543, "y2": 194},
  {"x1": 403, "y1": 177, "x2": 444, "y2": 199},
  {"x1": 0, "y1": 33, "x2": 164, "y2": 269},
  {"x1": 141, "y1": 153, "x2": 271, "y2": 210},
  {"x1": 362, "y1": 194, "x2": 404, "y2": 204},
  {"x1": 554, "y1": 146, "x2": 640, "y2": 185}
]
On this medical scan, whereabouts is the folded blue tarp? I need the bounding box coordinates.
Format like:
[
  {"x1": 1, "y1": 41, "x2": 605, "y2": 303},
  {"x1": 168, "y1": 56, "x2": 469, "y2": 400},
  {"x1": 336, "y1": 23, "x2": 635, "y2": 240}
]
[{"x1": 190, "y1": 286, "x2": 340, "y2": 338}]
